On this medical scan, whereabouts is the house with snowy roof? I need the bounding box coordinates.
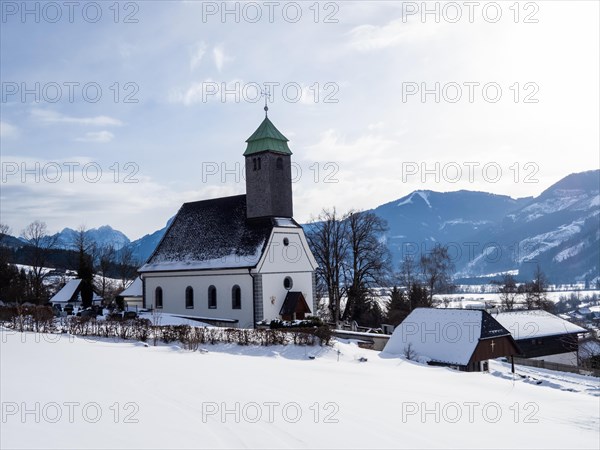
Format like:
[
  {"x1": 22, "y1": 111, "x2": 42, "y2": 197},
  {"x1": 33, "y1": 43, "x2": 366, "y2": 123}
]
[
  {"x1": 50, "y1": 279, "x2": 103, "y2": 306},
  {"x1": 493, "y1": 310, "x2": 587, "y2": 366},
  {"x1": 139, "y1": 111, "x2": 318, "y2": 328},
  {"x1": 382, "y1": 308, "x2": 520, "y2": 372}
]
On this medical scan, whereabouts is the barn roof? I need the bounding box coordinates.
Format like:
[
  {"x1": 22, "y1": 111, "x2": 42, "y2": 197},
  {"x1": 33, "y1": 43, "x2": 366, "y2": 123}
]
[
  {"x1": 493, "y1": 310, "x2": 587, "y2": 340},
  {"x1": 383, "y1": 308, "x2": 512, "y2": 366},
  {"x1": 139, "y1": 195, "x2": 299, "y2": 273}
]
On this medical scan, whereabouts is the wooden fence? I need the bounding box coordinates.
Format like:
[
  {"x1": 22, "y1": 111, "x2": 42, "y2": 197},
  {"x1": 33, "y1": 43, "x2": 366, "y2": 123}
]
[{"x1": 513, "y1": 357, "x2": 600, "y2": 377}]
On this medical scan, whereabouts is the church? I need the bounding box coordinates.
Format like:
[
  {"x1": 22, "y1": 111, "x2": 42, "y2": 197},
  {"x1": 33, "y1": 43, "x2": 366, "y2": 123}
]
[{"x1": 138, "y1": 111, "x2": 318, "y2": 328}]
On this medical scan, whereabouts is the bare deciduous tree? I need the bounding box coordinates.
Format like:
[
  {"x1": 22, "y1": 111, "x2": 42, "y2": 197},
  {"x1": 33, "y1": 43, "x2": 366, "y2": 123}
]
[
  {"x1": 524, "y1": 265, "x2": 553, "y2": 311},
  {"x1": 21, "y1": 221, "x2": 57, "y2": 303},
  {"x1": 498, "y1": 273, "x2": 520, "y2": 311},
  {"x1": 117, "y1": 246, "x2": 138, "y2": 289},
  {"x1": 96, "y1": 244, "x2": 116, "y2": 300},
  {"x1": 342, "y1": 210, "x2": 391, "y2": 324},
  {"x1": 419, "y1": 243, "x2": 455, "y2": 305},
  {"x1": 399, "y1": 254, "x2": 417, "y2": 290},
  {"x1": 306, "y1": 208, "x2": 349, "y2": 327}
]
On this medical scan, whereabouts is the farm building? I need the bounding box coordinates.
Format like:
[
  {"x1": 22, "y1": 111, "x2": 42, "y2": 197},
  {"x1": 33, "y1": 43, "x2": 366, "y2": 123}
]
[
  {"x1": 382, "y1": 308, "x2": 520, "y2": 372},
  {"x1": 493, "y1": 309, "x2": 587, "y2": 366}
]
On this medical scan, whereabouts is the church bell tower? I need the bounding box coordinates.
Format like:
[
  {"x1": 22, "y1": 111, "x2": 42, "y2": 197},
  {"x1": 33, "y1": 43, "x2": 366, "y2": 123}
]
[{"x1": 244, "y1": 107, "x2": 293, "y2": 219}]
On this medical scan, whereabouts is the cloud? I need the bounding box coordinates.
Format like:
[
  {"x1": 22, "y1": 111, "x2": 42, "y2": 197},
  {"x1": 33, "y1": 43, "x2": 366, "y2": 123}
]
[
  {"x1": 0, "y1": 121, "x2": 19, "y2": 139},
  {"x1": 168, "y1": 78, "x2": 245, "y2": 105},
  {"x1": 190, "y1": 41, "x2": 207, "y2": 70},
  {"x1": 213, "y1": 45, "x2": 232, "y2": 72},
  {"x1": 348, "y1": 17, "x2": 439, "y2": 51},
  {"x1": 368, "y1": 122, "x2": 386, "y2": 131},
  {"x1": 31, "y1": 109, "x2": 123, "y2": 127},
  {"x1": 74, "y1": 131, "x2": 115, "y2": 143},
  {"x1": 0, "y1": 154, "x2": 243, "y2": 240},
  {"x1": 303, "y1": 128, "x2": 400, "y2": 162}
]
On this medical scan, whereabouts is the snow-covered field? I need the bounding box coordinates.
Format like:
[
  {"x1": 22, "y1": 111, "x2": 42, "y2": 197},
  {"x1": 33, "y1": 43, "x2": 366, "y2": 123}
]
[
  {"x1": 1, "y1": 329, "x2": 598, "y2": 449},
  {"x1": 433, "y1": 289, "x2": 600, "y2": 309}
]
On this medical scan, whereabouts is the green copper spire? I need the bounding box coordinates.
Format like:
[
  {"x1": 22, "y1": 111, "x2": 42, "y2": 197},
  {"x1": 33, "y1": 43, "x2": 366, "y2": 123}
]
[{"x1": 244, "y1": 117, "x2": 292, "y2": 156}]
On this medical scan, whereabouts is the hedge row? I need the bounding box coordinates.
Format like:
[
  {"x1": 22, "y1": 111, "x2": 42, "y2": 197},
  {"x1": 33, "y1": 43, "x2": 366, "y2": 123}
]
[{"x1": 0, "y1": 306, "x2": 332, "y2": 348}]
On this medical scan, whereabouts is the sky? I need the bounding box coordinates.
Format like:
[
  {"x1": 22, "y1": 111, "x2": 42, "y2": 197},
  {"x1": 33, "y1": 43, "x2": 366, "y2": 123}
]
[{"x1": 1, "y1": 1, "x2": 598, "y2": 240}]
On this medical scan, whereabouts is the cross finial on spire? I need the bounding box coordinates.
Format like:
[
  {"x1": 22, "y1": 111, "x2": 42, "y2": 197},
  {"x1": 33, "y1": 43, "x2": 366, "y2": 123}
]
[{"x1": 261, "y1": 88, "x2": 271, "y2": 118}]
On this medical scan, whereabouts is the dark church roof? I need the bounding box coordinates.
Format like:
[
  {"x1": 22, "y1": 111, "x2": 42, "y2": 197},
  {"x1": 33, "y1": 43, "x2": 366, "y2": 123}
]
[
  {"x1": 244, "y1": 117, "x2": 292, "y2": 156},
  {"x1": 139, "y1": 195, "x2": 300, "y2": 273}
]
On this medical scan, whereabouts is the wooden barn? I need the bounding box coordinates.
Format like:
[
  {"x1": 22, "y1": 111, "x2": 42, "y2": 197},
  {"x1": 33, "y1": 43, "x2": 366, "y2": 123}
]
[
  {"x1": 383, "y1": 308, "x2": 520, "y2": 372},
  {"x1": 494, "y1": 310, "x2": 587, "y2": 366}
]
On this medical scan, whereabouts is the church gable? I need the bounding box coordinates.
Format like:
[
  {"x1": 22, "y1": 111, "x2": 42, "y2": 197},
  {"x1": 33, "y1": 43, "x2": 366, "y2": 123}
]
[
  {"x1": 139, "y1": 195, "x2": 273, "y2": 272},
  {"x1": 256, "y1": 227, "x2": 318, "y2": 274}
]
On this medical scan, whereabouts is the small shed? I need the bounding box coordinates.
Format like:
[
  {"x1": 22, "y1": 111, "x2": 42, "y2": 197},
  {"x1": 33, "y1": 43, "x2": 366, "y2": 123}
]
[
  {"x1": 117, "y1": 277, "x2": 143, "y2": 310},
  {"x1": 279, "y1": 291, "x2": 311, "y2": 321},
  {"x1": 494, "y1": 310, "x2": 587, "y2": 366},
  {"x1": 383, "y1": 308, "x2": 520, "y2": 372}
]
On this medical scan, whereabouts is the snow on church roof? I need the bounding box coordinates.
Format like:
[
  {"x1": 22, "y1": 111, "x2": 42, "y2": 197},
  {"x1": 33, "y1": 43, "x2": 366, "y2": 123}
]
[
  {"x1": 493, "y1": 309, "x2": 587, "y2": 340},
  {"x1": 139, "y1": 195, "x2": 296, "y2": 273},
  {"x1": 383, "y1": 308, "x2": 512, "y2": 366}
]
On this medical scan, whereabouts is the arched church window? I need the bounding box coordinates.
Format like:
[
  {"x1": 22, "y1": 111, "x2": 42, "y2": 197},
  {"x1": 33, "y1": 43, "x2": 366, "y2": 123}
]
[
  {"x1": 276, "y1": 157, "x2": 283, "y2": 170},
  {"x1": 257, "y1": 157, "x2": 261, "y2": 170},
  {"x1": 232, "y1": 285, "x2": 241, "y2": 309},
  {"x1": 185, "y1": 286, "x2": 194, "y2": 309},
  {"x1": 208, "y1": 285, "x2": 217, "y2": 309},
  {"x1": 155, "y1": 287, "x2": 163, "y2": 309}
]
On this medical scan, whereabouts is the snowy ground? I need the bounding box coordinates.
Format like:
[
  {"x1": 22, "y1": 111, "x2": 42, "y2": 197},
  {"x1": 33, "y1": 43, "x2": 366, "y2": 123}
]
[
  {"x1": 1, "y1": 329, "x2": 598, "y2": 449},
  {"x1": 433, "y1": 289, "x2": 600, "y2": 309},
  {"x1": 322, "y1": 289, "x2": 600, "y2": 316},
  {"x1": 132, "y1": 311, "x2": 213, "y2": 327}
]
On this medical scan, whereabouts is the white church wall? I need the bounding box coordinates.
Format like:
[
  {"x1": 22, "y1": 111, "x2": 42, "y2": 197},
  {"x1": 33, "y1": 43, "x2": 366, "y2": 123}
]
[
  {"x1": 143, "y1": 270, "x2": 254, "y2": 328},
  {"x1": 257, "y1": 228, "x2": 317, "y2": 321},
  {"x1": 261, "y1": 272, "x2": 315, "y2": 321}
]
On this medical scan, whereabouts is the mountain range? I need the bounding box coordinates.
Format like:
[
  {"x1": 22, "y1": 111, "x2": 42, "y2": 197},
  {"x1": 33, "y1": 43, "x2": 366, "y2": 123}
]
[
  {"x1": 374, "y1": 170, "x2": 599, "y2": 283},
  {"x1": 5, "y1": 170, "x2": 599, "y2": 284}
]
